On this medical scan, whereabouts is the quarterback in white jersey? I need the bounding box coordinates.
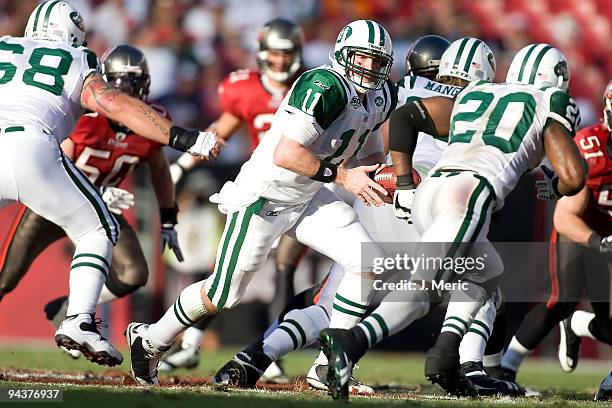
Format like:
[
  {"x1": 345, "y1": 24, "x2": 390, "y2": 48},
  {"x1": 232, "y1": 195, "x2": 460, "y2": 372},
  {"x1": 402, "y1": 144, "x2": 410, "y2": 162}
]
[
  {"x1": 385, "y1": 43, "x2": 586, "y2": 395},
  {"x1": 125, "y1": 19, "x2": 397, "y2": 387},
  {"x1": 0, "y1": 1, "x2": 219, "y2": 367}
]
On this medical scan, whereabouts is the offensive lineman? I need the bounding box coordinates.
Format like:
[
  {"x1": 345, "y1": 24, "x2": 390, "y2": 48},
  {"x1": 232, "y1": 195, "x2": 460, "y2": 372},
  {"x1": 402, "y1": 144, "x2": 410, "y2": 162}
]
[
  {"x1": 125, "y1": 19, "x2": 396, "y2": 386},
  {"x1": 159, "y1": 19, "x2": 306, "y2": 382},
  {"x1": 0, "y1": 44, "x2": 184, "y2": 356},
  {"x1": 501, "y1": 80, "x2": 612, "y2": 383},
  {"x1": 0, "y1": 1, "x2": 219, "y2": 366},
  {"x1": 320, "y1": 43, "x2": 587, "y2": 398}
]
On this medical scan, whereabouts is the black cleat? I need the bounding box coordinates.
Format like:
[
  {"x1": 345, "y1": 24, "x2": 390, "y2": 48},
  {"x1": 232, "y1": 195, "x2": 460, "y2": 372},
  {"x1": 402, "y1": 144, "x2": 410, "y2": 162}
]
[
  {"x1": 558, "y1": 315, "x2": 581, "y2": 373},
  {"x1": 319, "y1": 329, "x2": 350, "y2": 401},
  {"x1": 425, "y1": 347, "x2": 477, "y2": 397},
  {"x1": 595, "y1": 372, "x2": 612, "y2": 402},
  {"x1": 461, "y1": 362, "x2": 525, "y2": 396},
  {"x1": 213, "y1": 341, "x2": 272, "y2": 388}
]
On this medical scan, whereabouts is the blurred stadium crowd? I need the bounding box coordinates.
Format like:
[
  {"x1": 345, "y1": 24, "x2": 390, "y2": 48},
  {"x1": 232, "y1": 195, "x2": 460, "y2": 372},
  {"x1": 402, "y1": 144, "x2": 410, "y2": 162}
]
[{"x1": 1, "y1": 0, "x2": 610, "y2": 153}]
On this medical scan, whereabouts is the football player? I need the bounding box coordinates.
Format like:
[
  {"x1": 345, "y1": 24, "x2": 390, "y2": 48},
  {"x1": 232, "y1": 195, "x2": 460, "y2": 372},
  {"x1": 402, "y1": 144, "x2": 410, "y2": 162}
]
[
  {"x1": 125, "y1": 19, "x2": 396, "y2": 386},
  {"x1": 320, "y1": 43, "x2": 586, "y2": 398},
  {"x1": 159, "y1": 19, "x2": 306, "y2": 382},
  {"x1": 0, "y1": 1, "x2": 219, "y2": 366},
  {"x1": 501, "y1": 80, "x2": 612, "y2": 381},
  {"x1": 210, "y1": 36, "x2": 499, "y2": 396},
  {"x1": 0, "y1": 44, "x2": 184, "y2": 361}
]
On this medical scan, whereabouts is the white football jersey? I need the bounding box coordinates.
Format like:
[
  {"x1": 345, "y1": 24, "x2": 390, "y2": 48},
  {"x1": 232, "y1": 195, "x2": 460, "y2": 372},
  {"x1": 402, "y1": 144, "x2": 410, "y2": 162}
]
[
  {"x1": 225, "y1": 65, "x2": 397, "y2": 205},
  {"x1": 396, "y1": 75, "x2": 462, "y2": 174},
  {"x1": 0, "y1": 36, "x2": 100, "y2": 143},
  {"x1": 434, "y1": 81, "x2": 580, "y2": 207}
]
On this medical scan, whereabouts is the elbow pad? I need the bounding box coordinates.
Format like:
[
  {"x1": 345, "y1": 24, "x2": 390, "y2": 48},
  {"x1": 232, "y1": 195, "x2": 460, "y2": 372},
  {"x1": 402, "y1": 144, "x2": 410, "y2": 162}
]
[{"x1": 388, "y1": 99, "x2": 438, "y2": 155}]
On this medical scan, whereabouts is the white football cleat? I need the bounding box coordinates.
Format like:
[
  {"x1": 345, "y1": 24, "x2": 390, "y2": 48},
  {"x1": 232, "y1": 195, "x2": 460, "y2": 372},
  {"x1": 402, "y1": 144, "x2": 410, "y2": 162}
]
[
  {"x1": 558, "y1": 316, "x2": 581, "y2": 373},
  {"x1": 125, "y1": 322, "x2": 169, "y2": 386},
  {"x1": 158, "y1": 343, "x2": 200, "y2": 372},
  {"x1": 55, "y1": 314, "x2": 122, "y2": 367},
  {"x1": 260, "y1": 361, "x2": 291, "y2": 384},
  {"x1": 306, "y1": 363, "x2": 374, "y2": 396}
]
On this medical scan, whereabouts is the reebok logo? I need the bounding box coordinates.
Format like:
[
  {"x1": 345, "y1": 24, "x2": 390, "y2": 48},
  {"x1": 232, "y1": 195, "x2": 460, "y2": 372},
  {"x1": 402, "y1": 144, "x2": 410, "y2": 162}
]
[{"x1": 266, "y1": 211, "x2": 279, "y2": 216}]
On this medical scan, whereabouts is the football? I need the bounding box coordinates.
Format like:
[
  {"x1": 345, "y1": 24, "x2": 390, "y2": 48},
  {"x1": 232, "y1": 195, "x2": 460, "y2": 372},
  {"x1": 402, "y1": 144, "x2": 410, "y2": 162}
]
[{"x1": 373, "y1": 165, "x2": 422, "y2": 196}]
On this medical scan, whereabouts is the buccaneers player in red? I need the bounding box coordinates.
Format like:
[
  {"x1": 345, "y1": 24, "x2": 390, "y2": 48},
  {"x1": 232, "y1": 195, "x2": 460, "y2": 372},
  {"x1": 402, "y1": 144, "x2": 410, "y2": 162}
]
[
  {"x1": 501, "y1": 82, "x2": 612, "y2": 398},
  {"x1": 161, "y1": 18, "x2": 305, "y2": 382},
  {"x1": 0, "y1": 45, "x2": 183, "y2": 356}
]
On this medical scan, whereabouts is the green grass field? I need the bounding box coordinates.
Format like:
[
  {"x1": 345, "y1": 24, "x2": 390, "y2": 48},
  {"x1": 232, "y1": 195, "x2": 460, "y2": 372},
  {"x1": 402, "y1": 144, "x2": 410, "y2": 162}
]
[{"x1": 0, "y1": 345, "x2": 608, "y2": 407}]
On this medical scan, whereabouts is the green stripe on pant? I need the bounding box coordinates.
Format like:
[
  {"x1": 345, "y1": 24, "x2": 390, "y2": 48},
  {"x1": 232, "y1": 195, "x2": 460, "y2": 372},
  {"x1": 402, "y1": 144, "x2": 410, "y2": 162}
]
[{"x1": 209, "y1": 198, "x2": 266, "y2": 309}]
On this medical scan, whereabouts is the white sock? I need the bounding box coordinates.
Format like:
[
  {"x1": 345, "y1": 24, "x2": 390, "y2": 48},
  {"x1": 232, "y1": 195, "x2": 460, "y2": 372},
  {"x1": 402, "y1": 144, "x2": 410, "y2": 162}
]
[
  {"x1": 501, "y1": 337, "x2": 532, "y2": 372},
  {"x1": 263, "y1": 319, "x2": 279, "y2": 339},
  {"x1": 263, "y1": 305, "x2": 329, "y2": 360},
  {"x1": 440, "y1": 283, "x2": 487, "y2": 339},
  {"x1": 459, "y1": 298, "x2": 496, "y2": 364},
  {"x1": 66, "y1": 239, "x2": 112, "y2": 316},
  {"x1": 571, "y1": 310, "x2": 596, "y2": 339},
  {"x1": 329, "y1": 270, "x2": 370, "y2": 329},
  {"x1": 148, "y1": 281, "x2": 209, "y2": 349},
  {"x1": 97, "y1": 285, "x2": 118, "y2": 305},
  {"x1": 181, "y1": 327, "x2": 204, "y2": 348},
  {"x1": 356, "y1": 289, "x2": 429, "y2": 347},
  {"x1": 483, "y1": 352, "x2": 502, "y2": 368}
]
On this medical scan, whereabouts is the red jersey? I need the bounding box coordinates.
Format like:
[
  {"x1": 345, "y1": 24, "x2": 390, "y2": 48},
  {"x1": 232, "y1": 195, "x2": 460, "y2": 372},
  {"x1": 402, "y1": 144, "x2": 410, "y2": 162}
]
[
  {"x1": 218, "y1": 69, "x2": 286, "y2": 150},
  {"x1": 574, "y1": 123, "x2": 612, "y2": 235},
  {"x1": 70, "y1": 105, "x2": 168, "y2": 187}
]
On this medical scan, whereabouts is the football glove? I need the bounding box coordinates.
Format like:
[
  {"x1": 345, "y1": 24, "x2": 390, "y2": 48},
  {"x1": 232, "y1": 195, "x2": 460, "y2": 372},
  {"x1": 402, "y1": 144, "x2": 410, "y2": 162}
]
[
  {"x1": 101, "y1": 186, "x2": 135, "y2": 215},
  {"x1": 535, "y1": 165, "x2": 562, "y2": 200},
  {"x1": 393, "y1": 188, "x2": 416, "y2": 223},
  {"x1": 160, "y1": 206, "x2": 184, "y2": 262},
  {"x1": 168, "y1": 126, "x2": 222, "y2": 158}
]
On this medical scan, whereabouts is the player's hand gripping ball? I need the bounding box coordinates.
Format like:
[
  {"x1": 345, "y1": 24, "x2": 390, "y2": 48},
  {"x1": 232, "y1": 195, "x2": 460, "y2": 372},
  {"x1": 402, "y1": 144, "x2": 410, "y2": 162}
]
[{"x1": 372, "y1": 165, "x2": 422, "y2": 196}]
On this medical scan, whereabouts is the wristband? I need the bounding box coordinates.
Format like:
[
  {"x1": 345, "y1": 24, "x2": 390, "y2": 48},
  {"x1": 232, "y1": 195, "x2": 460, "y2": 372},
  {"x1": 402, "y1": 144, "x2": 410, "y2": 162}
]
[
  {"x1": 160, "y1": 204, "x2": 179, "y2": 226},
  {"x1": 397, "y1": 174, "x2": 416, "y2": 190},
  {"x1": 169, "y1": 126, "x2": 199, "y2": 152},
  {"x1": 587, "y1": 232, "x2": 602, "y2": 250},
  {"x1": 311, "y1": 161, "x2": 338, "y2": 183}
]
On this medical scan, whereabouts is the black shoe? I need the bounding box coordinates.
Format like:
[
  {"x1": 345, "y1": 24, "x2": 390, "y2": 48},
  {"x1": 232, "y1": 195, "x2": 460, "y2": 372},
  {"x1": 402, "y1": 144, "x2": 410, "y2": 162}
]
[
  {"x1": 461, "y1": 362, "x2": 525, "y2": 396},
  {"x1": 319, "y1": 329, "x2": 354, "y2": 401},
  {"x1": 425, "y1": 346, "x2": 477, "y2": 397},
  {"x1": 558, "y1": 316, "x2": 581, "y2": 373},
  {"x1": 595, "y1": 372, "x2": 612, "y2": 402},
  {"x1": 500, "y1": 367, "x2": 517, "y2": 382},
  {"x1": 44, "y1": 296, "x2": 69, "y2": 330},
  {"x1": 484, "y1": 364, "x2": 503, "y2": 379},
  {"x1": 213, "y1": 341, "x2": 272, "y2": 388}
]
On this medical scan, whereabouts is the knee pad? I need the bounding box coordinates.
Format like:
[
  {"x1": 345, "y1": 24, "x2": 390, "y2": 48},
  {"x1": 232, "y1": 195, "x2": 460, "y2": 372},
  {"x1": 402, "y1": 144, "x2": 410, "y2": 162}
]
[{"x1": 280, "y1": 305, "x2": 330, "y2": 347}]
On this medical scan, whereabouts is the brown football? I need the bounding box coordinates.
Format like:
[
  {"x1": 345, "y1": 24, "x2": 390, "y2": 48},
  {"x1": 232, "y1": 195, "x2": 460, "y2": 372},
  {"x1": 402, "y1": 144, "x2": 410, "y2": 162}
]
[{"x1": 373, "y1": 165, "x2": 421, "y2": 196}]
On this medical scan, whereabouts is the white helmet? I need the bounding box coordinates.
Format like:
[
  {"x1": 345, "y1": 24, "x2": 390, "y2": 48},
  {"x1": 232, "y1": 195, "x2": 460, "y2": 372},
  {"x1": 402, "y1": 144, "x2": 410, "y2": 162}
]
[
  {"x1": 437, "y1": 37, "x2": 496, "y2": 83},
  {"x1": 25, "y1": 1, "x2": 86, "y2": 47},
  {"x1": 603, "y1": 80, "x2": 612, "y2": 131},
  {"x1": 330, "y1": 19, "x2": 393, "y2": 94},
  {"x1": 506, "y1": 44, "x2": 569, "y2": 92}
]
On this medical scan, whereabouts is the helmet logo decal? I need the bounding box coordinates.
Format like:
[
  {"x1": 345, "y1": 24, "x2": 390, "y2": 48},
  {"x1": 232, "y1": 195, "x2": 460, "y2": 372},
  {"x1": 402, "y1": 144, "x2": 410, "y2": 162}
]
[
  {"x1": 337, "y1": 26, "x2": 352, "y2": 43},
  {"x1": 375, "y1": 96, "x2": 384, "y2": 106},
  {"x1": 554, "y1": 60, "x2": 569, "y2": 82},
  {"x1": 69, "y1": 11, "x2": 84, "y2": 31}
]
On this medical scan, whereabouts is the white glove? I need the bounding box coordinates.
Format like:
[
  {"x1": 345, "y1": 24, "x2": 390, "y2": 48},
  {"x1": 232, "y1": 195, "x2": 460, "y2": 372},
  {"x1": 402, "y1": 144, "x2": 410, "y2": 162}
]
[
  {"x1": 161, "y1": 225, "x2": 184, "y2": 262},
  {"x1": 101, "y1": 186, "x2": 135, "y2": 215},
  {"x1": 393, "y1": 188, "x2": 416, "y2": 223},
  {"x1": 187, "y1": 131, "x2": 220, "y2": 158},
  {"x1": 535, "y1": 165, "x2": 562, "y2": 200},
  {"x1": 597, "y1": 235, "x2": 612, "y2": 253}
]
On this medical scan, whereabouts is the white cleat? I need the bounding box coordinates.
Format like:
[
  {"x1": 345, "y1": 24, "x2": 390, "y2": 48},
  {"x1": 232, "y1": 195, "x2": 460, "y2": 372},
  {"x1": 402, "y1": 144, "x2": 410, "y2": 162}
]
[
  {"x1": 60, "y1": 345, "x2": 82, "y2": 359},
  {"x1": 306, "y1": 363, "x2": 374, "y2": 396},
  {"x1": 125, "y1": 322, "x2": 169, "y2": 386},
  {"x1": 260, "y1": 361, "x2": 291, "y2": 384},
  {"x1": 558, "y1": 316, "x2": 581, "y2": 373},
  {"x1": 158, "y1": 343, "x2": 200, "y2": 372},
  {"x1": 55, "y1": 314, "x2": 122, "y2": 367}
]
